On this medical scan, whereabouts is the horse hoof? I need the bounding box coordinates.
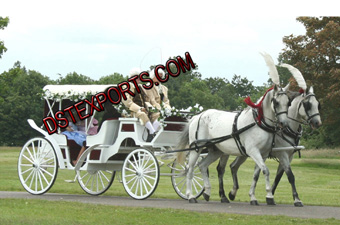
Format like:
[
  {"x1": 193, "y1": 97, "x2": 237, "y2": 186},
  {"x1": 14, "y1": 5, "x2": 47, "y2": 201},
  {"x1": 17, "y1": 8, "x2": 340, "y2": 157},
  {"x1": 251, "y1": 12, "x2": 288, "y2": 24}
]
[
  {"x1": 203, "y1": 193, "x2": 210, "y2": 202},
  {"x1": 228, "y1": 192, "x2": 235, "y2": 201},
  {"x1": 250, "y1": 200, "x2": 259, "y2": 206},
  {"x1": 266, "y1": 197, "x2": 276, "y2": 205},
  {"x1": 294, "y1": 202, "x2": 304, "y2": 207},
  {"x1": 189, "y1": 198, "x2": 198, "y2": 203},
  {"x1": 221, "y1": 197, "x2": 230, "y2": 203}
]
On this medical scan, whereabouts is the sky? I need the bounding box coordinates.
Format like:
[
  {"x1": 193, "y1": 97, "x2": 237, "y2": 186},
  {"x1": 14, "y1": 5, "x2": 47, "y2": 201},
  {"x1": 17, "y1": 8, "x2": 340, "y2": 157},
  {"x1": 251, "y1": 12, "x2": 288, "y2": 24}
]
[{"x1": 0, "y1": 0, "x2": 338, "y2": 86}]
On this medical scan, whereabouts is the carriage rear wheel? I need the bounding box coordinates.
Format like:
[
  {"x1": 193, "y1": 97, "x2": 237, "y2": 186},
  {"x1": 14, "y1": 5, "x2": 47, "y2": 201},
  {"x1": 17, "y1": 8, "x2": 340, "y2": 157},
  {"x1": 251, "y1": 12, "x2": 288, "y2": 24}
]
[
  {"x1": 77, "y1": 167, "x2": 115, "y2": 195},
  {"x1": 122, "y1": 149, "x2": 160, "y2": 200},
  {"x1": 171, "y1": 155, "x2": 206, "y2": 200},
  {"x1": 18, "y1": 137, "x2": 58, "y2": 195}
]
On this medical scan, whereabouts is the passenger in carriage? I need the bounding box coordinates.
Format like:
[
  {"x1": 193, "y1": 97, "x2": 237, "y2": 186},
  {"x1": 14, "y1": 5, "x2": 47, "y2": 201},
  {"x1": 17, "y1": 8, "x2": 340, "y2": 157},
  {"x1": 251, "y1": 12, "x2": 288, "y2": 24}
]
[
  {"x1": 122, "y1": 68, "x2": 157, "y2": 142},
  {"x1": 62, "y1": 116, "x2": 87, "y2": 165},
  {"x1": 144, "y1": 68, "x2": 171, "y2": 132},
  {"x1": 75, "y1": 118, "x2": 98, "y2": 135}
]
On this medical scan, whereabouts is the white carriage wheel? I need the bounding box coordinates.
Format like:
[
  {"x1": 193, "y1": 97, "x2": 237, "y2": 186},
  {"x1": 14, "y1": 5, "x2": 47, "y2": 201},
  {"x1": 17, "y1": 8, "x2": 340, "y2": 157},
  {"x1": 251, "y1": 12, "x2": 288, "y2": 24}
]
[
  {"x1": 18, "y1": 137, "x2": 58, "y2": 195},
  {"x1": 122, "y1": 149, "x2": 160, "y2": 200},
  {"x1": 171, "y1": 156, "x2": 206, "y2": 200},
  {"x1": 77, "y1": 168, "x2": 115, "y2": 196}
]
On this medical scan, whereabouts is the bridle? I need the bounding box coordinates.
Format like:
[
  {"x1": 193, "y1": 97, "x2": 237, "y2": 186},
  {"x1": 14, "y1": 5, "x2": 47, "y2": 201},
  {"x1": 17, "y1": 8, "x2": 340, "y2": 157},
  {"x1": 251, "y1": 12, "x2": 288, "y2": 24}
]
[
  {"x1": 298, "y1": 93, "x2": 321, "y2": 124},
  {"x1": 271, "y1": 90, "x2": 290, "y2": 118}
]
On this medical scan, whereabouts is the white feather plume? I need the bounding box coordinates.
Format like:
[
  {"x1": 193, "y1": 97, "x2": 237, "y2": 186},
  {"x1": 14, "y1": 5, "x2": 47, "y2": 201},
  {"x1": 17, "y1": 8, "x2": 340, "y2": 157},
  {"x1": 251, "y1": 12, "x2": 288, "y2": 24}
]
[
  {"x1": 280, "y1": 63, "x2": 307, "y2": 91},
  {"x1": 260, "y1": 52, "x2": 280, "y2": 85}
]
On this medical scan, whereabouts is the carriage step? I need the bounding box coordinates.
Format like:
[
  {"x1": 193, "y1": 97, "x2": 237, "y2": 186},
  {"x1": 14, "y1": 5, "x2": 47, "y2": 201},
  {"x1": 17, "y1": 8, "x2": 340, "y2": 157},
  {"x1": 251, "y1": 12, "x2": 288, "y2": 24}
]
[{"x1": 272, "y1": 146, "x2": 305, "y2": 152}]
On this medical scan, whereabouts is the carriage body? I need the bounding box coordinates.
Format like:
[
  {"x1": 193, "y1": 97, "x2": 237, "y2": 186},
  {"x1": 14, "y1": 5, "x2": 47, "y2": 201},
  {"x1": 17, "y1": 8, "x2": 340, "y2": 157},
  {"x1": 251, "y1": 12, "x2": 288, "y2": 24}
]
[{"x1": 18, "y1": 85, "x2": 204, "y2": 199}]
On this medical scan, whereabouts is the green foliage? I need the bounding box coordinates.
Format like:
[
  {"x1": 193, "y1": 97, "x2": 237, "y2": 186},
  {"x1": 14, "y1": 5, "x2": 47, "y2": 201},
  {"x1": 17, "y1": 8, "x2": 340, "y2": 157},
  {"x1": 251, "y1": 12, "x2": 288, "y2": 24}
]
[
  {"x1": 96, "y1": 72, "x2": 127, "y2": 84},
  {"x1": 0, "y1": 16, "x2": 9, "y2": 58},
  {"x1": 0, "y1": 62, "x2": 50, "y2": 145},
  {"x1": 56, "y1": 72, "x2": 94, "y2": 84},
  {"x1": 280, "y1": 17, "x2": 340, "y2": 147}
]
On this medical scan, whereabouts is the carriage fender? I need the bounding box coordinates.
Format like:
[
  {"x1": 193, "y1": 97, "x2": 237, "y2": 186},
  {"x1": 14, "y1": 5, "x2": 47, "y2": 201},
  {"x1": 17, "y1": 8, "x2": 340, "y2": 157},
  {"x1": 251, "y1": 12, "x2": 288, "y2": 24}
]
[{"x1": 27, "y1": 119, "x2": 66, "y2": 169}]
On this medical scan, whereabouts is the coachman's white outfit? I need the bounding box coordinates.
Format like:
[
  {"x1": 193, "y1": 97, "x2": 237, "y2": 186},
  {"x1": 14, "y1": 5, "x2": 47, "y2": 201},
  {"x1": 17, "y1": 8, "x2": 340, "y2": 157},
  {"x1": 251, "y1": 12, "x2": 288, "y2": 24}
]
[
  {"x1": 144, "y1": 69, "x2": 171, "y2": 131},
  {"x1": 122, "y1": 68, "x2": 156, "y2": 140}
]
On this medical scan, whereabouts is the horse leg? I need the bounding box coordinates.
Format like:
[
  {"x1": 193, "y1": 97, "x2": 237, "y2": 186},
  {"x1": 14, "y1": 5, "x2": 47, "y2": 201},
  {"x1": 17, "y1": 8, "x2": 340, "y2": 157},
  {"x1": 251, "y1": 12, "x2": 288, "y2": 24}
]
[
  {"x1": 248, "y1": 151, "x2": 275, "y2": 205},
  {"x1": 248, "y1": 164, "x2": 261, "y2": 205},
  {"x1": 198, "y1": 147, "x2": 223, "y2": 202},
  {"x1": 216, "y1": 154, "x2": 230, "y2": 203},
  {"x1": 186, "y1": 150, "x2": 201, "y2": 203},
  {"x1": 271, "y1": 164, "x2": 284, "y2": 195},
  {"x1": 228, "y1": 156, "x2": 247, "y2": 201},
  {"x1": 279, "y1": 153, "x2": 303, "y2": 207}
]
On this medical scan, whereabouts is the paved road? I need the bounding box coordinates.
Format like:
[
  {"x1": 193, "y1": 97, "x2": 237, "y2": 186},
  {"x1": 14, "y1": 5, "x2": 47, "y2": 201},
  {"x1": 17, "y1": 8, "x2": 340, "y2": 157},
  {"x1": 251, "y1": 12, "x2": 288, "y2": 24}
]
[{"x1": 1, "y1": 191, "x2": 339, "y2": 220}]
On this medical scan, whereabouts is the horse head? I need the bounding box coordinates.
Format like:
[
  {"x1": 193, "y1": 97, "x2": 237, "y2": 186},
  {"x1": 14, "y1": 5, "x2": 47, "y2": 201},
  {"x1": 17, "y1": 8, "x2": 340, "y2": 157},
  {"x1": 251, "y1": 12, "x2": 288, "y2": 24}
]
[
  {"x1": 299, "y1": 86, "x2": 322, "y2": 129},
  {"x1": 271, "y1": 84, "x2": 291, "y2": 128}
]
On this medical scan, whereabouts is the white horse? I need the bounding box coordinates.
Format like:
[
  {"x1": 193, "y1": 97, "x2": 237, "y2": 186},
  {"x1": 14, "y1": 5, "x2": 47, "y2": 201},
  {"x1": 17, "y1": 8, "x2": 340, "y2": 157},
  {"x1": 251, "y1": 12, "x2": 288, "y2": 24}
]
[
  {"x1": 177, "y1": 83, "x2": 291, "y2": 203},
  {"x1": 218, "y1": 65, "x2": 322, "y2": 206}
]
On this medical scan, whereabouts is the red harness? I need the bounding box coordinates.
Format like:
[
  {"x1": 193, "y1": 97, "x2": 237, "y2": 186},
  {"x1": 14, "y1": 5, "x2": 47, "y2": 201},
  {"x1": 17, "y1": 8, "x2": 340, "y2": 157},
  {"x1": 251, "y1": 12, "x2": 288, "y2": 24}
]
[{"x1": 244, "y1": 87, "x2": 274, "y2": 124}]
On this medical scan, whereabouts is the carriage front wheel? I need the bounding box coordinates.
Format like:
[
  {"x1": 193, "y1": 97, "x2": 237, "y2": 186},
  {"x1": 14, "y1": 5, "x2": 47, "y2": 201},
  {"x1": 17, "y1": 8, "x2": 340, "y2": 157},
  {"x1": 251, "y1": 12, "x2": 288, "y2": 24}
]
[
  {"x1": 122, "y1": 149, "x2": 160, "y2": 200},
  {"x1": 18, "y1": 137, "x2": 58, "y2": 195},
  {"x1": 76, "y1": 166, "x2": 115, "y2": 196},
  {"x1": 171, "y1": 155, "x2": 206, "y2": 200}
]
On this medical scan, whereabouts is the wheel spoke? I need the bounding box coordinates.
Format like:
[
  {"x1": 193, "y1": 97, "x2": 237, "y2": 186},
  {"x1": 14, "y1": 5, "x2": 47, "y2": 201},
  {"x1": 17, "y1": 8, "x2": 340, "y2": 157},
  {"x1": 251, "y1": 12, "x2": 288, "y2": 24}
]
[
  {"x1": 143, "y1": 174, "x2": 156, "y2": 181},
  {"x1": 39, "y1": 169, "x2": 50, "y2": 185},
  {"x1": 140, "y1": 153, "x2": 151, "y2": 169},
  {"x1": 192, "y1": 176, "x2": 203, "y2": 193},
  {"x1": 84, "y1": 174, "x2": 92, "y2": 187},
  {"x1": 98, "y1": 172, "x2": 105, "y2": 189},
  {"x1": 192, "y1": 175, "x2": 203, "y2": 181},
  {"x1": 142, "y1": 176, "x2": 153, "y2": 189},
  {"x1": 99, "y1": 170, "x2": 110, "y2": 183},
  {"x1": 37, "y1": 170, "x2": 44, "y2": 190},
  {"x1": 40, "y1": 167, "x2": 54, "y2": 177},
  {"x1": 134, "y1": 178, "x2": 140, "y2": 196},
  {"x1": 39, "y1": 149, "x2": 52, "y2": 163},
  {"x1": 35, "y1": 170, "x2": 38, "y2": 192},
  {"x1": 139, "y1": 179, "x2": 143, "y2": 196},
  {"x1": 124, "y1": 166, "x2": 136, "y2": 173},
  {"x1": 19, "y1": 138, "x2": 58, "y2": 195},
  {"x1": 144, "y1": 169, "x2": 156, "y2": 175},
  {"x1": 127, "y1": 159, "x2": 138, "y2": 172},
  {"x1": 24, "y1": 147, "x2": 35, "y2": 163},
  {"x1": 143, "y1": 161, "x2": 155, "y2": 172},
  {"x1": 131, "y1": 154, "x2": 139, "y2": 169},
  {"x1": 21, "y1": 167, "x2": 34, "y2": 175},
  {"x1": 178, "y1": 178, "x2": 186, "y2": 194},
  {"x1": 40, "y1": 156, "x2": 54, "y2": 165},
  {"x1": 91, "y1": 174, "x2": 95, "y2": 191},
  {"x1": 24, "y1": 169, "x2": 35, "y2": 183},
  {"x1": 125, "y1": 175, "x2": 137, "y2": 185}
]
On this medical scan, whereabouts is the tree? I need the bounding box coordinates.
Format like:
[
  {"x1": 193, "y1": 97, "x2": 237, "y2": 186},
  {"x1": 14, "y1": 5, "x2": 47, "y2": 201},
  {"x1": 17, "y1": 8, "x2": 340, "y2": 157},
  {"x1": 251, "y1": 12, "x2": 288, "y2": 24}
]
[
  {"x1": 231, "y1": 74, "x2": 256, "y2": 98},
  {"x1": 279, "y1": 17, "x2": 340, "y2": 147},
  {"x1": 56, "y1": 72, "x2": 94, "y2": 84},
  {"x1": 0, "y1": 16, "x2": 9, "y2": 58},
  {"x1": 0, "y1": 62, "x2": 50, "y2": 145},
  {"x1": 96, "y1": 73, "x2": 127, "y2": 84}
]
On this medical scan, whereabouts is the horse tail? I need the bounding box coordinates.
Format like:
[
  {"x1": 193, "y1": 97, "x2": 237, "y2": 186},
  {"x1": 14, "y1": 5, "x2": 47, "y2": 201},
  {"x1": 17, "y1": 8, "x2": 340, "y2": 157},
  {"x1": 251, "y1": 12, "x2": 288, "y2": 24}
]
[{"x1": 176, "y1": 123, "x2": 190, "y2": 164}]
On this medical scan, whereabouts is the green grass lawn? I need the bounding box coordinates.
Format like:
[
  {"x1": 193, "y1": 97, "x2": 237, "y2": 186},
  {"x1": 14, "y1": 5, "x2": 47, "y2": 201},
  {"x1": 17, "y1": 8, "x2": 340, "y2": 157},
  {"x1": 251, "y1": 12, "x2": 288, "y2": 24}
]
[{"x1": 1, "y1": 146, "x2": 340, "y2": 224}]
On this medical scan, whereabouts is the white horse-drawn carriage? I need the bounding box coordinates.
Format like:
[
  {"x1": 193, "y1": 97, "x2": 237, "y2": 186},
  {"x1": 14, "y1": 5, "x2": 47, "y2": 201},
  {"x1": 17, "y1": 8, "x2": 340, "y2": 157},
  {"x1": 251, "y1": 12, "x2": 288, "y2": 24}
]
[
  {"x1": 17, "y1": 53, "x2": 322, "y2": 207},
  {"x1": 17, "y1": 84, "x2": 205, "y2": 200}
]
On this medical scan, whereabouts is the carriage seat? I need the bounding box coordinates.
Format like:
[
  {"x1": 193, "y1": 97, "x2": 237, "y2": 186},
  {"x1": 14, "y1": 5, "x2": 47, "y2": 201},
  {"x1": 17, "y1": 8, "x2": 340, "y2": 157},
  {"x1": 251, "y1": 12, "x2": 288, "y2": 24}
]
[{"x1": 86, "y1": 119, "x2": 119, "y2": 146}]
